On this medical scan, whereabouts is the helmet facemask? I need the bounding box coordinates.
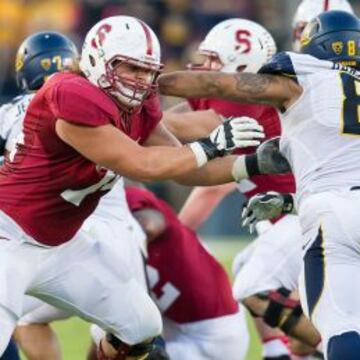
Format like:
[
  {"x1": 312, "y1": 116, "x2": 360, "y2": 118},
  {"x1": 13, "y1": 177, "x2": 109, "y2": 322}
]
[
  {"x1": 187, "y1": 50, "x2": 224, "y2": 72},
  {"x1": 99, "y1": 55, "x2": 162, "y2": 109}
]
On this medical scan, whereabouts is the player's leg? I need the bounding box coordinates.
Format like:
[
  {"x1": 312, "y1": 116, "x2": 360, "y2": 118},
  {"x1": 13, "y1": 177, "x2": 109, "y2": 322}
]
[
  {"x1": 299, "y1": 191, "x2": 360, "y2": 360},
  {"x1": 1, "y1": 339, "x2": 20, "y2": 360},
  {"x1": 28, "y1": 227, "x2": 162, "y2": 359},
  {"x1": 14, "y1": 296, "x2": 70, "y2": 360},
  {"x1": 233, "y1": 215, "x2": 321, "y2": 349},
  {"x1": 0, "y1": 213, "x2": 44, "y2": 356},
  {"x1": 14, "y1": 324, "x2": 60, "y2": 360},
  {"x1": 242, "y1": 290, "x2": 320, "y2": 348},
  {"x1": 254, "y1": 318, "x2": 291, "y2": 360}
]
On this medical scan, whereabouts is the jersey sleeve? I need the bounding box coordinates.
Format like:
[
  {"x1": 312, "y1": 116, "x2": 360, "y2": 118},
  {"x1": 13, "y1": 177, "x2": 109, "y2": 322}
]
[
  {"x1": 187, "y1": 98, "x2": 208, "y2": 111},
  {"x1": 125, "y1": 186, "x2": 156, "y2": 212},
  {"x1": 139, "y1": 94, "x2": 163, "y2": 142},
  {"x1": 47, "y1": 78, "x2": 117, "y2": 127}
]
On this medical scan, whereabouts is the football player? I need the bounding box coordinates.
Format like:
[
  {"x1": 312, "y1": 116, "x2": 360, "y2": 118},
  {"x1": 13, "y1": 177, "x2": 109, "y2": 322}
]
[
  {"x1": 159, "y1": 9, "x2": 360, "y2": 360},
  {"x1": 0, "y1": 15, "x2": 268, "y2": 360},
  {"x1": 163, "y1": 17, "x2": 320, "y2": 360},
  {"x1": 88, "y1": 186, "x2": 250, "y2": 360}
]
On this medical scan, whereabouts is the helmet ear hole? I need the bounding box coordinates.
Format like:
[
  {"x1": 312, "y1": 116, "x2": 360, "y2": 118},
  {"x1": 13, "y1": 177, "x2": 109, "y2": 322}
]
[
  {"x1": 89, "y1": 55, "x2": 96, "y2": 67},
  {"x1": 236, "y1": 65, "x2": 247, "y2": 72}
]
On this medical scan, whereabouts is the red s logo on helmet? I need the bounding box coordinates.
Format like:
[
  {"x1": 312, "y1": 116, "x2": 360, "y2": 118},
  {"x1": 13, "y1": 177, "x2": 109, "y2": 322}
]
[
  {"x1": 235, "y1": 30, "x2": 251, "y2": 54},
  {"x1": 91, "y1": 24, "x2": 112, "y2": 49}
]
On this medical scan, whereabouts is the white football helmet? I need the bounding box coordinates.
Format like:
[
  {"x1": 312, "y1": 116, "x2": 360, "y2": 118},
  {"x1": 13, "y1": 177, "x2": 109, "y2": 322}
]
[
  {"x1": 80, "y1": 16, "x2": 163, "y2": 108},
  {"x1": 292, "y1": 0, "x2": 354, "y2": 51},
  {"x1": 191, "y1": 19, "x2": 277, "y2": 74}
]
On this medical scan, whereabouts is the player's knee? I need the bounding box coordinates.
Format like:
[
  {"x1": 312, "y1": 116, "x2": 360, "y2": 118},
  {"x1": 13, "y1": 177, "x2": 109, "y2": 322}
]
[
  {"x1": 327, "y1": 331, "x2": 360, "y2": 360},
  {"x1": 242, "y1": 295, "x2": 266, "y2": 316},
  {"x1": 140, "y1": 304, "x2": 162, "y2": 341},
  {"x1": 128, "y1": 299, "x2": 162, "y2": 344}
]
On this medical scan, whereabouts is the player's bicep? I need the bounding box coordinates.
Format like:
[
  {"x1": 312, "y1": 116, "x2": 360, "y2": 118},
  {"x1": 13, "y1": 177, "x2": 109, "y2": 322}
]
[{"x1": 55, "y1": 119, "x2": 145, "y2": 174}]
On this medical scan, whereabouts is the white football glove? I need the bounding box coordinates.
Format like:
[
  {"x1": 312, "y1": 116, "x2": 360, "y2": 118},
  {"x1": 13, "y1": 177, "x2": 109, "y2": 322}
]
[
  {"x1": 189, "y1": 117, "x2": 264, "y2": 167},
  {"x1": 241, "y1": 191, "x2": 295, "y2": 233},
  {"x1": 210, "y1": 116, "x2": 264, "y2": 152}
]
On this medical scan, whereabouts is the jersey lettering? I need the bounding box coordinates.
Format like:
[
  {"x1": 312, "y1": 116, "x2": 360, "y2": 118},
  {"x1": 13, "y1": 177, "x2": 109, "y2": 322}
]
[{"x1": 146, "y1": 264, "x2": 180, "y2": 312}]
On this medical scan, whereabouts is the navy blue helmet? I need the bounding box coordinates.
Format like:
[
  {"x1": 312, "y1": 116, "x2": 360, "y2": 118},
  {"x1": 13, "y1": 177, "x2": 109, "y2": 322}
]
[
  {"x1": 300, "y1": 10, "x2": 360, "y2": 69},
  {"x1": 15, "y1": 31, "x2": 79, "y2": 92}
]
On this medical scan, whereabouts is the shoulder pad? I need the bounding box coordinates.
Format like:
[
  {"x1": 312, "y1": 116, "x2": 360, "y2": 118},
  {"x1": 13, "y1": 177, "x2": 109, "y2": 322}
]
[
  {"x1": 259, "y1": 52, "x2": 297, "y2": 79},
  {"x1": 260, "y1": 51, "x2": 334, "y2": 79}
]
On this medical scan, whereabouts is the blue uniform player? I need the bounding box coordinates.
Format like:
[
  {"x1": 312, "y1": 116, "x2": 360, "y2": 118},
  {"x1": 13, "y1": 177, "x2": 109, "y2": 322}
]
[{"x1": 0, "y1": 31, "x2": 78, "y2": 360}]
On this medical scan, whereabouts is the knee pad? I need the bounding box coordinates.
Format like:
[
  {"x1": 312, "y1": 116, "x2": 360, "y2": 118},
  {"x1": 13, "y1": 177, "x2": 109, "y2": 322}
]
[
  {"x1": 260, "y1": 288, "x2": 303, "y2": 334},
  {"x1": 327, "y1": 331, "x2": 360, "y2": 360}
]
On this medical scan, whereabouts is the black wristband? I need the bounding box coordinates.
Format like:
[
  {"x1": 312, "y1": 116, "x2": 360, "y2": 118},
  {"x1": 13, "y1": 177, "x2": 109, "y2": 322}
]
[
  {"x1": 282, "y1": 193, "x2": 294, "y2": 214},
  {"x1": 245, "y1": 154, "x2": 261, "y2": 177},
  {"x1": 197, "y1": 138, "x2": 225, "y2": 160}
]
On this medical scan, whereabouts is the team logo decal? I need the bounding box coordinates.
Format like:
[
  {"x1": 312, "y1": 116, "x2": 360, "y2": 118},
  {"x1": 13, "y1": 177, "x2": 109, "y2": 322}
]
[
  {"x1": 332, "y1": 41, "x2": 344, "y2": 55},
  {"x1": 40, "y1": 58, "x2": 52, "y2": 71}
]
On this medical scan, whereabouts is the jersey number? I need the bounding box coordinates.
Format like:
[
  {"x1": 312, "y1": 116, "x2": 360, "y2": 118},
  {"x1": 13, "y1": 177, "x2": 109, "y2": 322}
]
[
  {"x1": 61, "y1": 170, "x2": 118, "y2": 206},
  {"x1": 146, "y1": 265, "x2": 180, "y2": 312},
  {"x1": 340, "y1": 72, "x2": 360, "y2": 136}
]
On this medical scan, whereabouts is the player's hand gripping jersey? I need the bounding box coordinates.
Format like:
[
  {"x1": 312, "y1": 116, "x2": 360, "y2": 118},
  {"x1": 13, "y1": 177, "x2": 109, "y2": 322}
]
[
  {"x1": 188, "y1": 98, "x2": 295, "y2": 198},
  {"x1": 126, "y1": 187, "x2": 238, "y2": 324},
  {"x1": 260, "y1": 52, "x2": 360, "y2": 203},
  {"x1": 0, "y1": 73, "x2": 162, "y2": 245}
]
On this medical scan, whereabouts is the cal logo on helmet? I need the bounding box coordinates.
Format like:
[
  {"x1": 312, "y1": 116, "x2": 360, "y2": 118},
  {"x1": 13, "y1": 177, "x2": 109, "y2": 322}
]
[
  {"x1": 332, "y1": 41, "x2": 344, "y2": 55},
  {"x1": 40, "y1": 58, "x2": 52, "y2": 71}
]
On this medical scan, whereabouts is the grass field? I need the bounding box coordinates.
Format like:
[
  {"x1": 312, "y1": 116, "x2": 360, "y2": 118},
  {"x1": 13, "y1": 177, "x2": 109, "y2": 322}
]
[{"x1": 20, "y1": 237, "x2": 263, "y2": 360}]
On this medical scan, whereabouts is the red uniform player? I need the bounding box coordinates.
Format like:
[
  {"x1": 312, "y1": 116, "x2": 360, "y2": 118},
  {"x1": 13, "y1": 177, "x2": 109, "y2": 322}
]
[
  {"x1": 126, "y1": 186, "x2": 249, "y2": 360},
  {"x1": 0, "y1": 15, "x2": 266, "y2": 360}
]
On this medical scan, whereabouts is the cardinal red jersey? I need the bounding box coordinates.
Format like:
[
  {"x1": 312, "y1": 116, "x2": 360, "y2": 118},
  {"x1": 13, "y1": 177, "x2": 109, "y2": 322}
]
[
  {"x1": 188, "y1": 98, "x2": 296, "y2": 197},
  {"x1": 0, "y1": 73, "x2": 162, "y2": 246},
  {"x1": 126, "y1": 186, "x2": 239, "y2": 324}
]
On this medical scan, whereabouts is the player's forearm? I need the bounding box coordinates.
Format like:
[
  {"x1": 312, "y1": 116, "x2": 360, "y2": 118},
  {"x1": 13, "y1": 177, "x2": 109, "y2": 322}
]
[
  {"x1": 174, "y1": 155, "x2": 248, "y2": 186},
  {"x1": 163, "y1": 109, "x2": 221, "y2": 143},
  {"x1": 110, "y1": 145, "x2": 202, "y2": 182},
  {"x1": 179, "y1": 184, "x2": 236, "y2": 230},
  {"x1": 159, "y1": 71, "x2": 290, "y2": 107}
]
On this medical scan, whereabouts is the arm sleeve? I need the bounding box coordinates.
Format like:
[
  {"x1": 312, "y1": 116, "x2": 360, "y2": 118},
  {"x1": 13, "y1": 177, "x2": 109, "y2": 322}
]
[{"x1": 47, "y1": 81, "x2": 115, "y2": 127}]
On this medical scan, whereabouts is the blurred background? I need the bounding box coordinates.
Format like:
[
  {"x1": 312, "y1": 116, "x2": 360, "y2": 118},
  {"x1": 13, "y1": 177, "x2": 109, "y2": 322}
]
[{"x1": 1, "y1": 0, "x2": 359, "y2": 236}]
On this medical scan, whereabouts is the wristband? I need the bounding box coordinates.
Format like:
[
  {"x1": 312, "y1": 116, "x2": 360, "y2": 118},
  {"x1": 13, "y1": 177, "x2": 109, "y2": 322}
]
[
  {"x1": 232, "y1": 156, "x2": 249, "y2": 182},
  {"x1": 188, "y1": 142, "x2": 208, "y2": 167},
  {"x1": 245, "y1": 154, "x2": 261, "y2": 177}
]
